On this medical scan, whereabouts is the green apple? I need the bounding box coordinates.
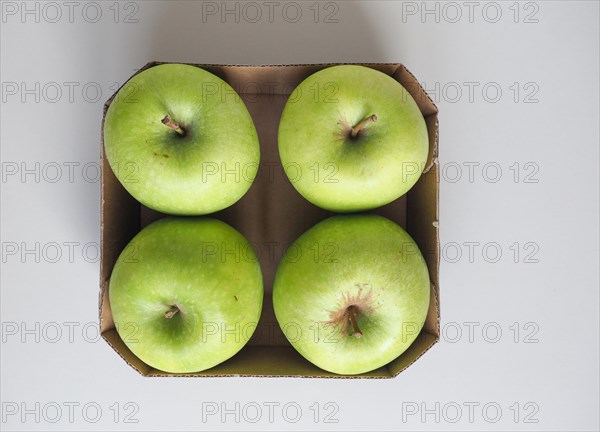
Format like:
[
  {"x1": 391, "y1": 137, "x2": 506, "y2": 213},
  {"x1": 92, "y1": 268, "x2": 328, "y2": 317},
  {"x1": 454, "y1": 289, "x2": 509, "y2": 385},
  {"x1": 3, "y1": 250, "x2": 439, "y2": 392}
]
[
  {"x1": 273, "y1": 214, "x2": 430, "y2": 375},
  {"x1": 109, "y1": 217, "x2": 263, "y2": 373},
  {"x1": 278, "y1": 65, "x2": 429, "y2": 212},
  {"x1": 104, "y1": 63, "x2": 260, "y2": 215}
]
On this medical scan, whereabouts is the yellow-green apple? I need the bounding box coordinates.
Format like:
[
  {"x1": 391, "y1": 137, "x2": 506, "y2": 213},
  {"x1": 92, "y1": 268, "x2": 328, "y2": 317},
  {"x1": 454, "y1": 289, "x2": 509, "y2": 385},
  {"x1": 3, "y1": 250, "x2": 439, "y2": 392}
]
[
  {"x1": 104, "y1": 63, "x2": 260, "y2": 215},
  {"x1": 273, "y1": 214, "x2": 430, "y2": 375},
  {"x1": 278, "y1": 65, "x2": 428, "y2": 212},
  {"x1": 109, "y1": 217, "x2": 263, "y2": 373}
]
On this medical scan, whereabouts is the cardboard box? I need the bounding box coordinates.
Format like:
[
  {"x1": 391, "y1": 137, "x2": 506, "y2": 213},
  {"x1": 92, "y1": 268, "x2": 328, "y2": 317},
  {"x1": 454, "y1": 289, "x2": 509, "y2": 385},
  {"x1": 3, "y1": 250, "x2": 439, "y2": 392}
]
[{"x1": 99, "y1": 62, "x2": 440, "y2": 378}]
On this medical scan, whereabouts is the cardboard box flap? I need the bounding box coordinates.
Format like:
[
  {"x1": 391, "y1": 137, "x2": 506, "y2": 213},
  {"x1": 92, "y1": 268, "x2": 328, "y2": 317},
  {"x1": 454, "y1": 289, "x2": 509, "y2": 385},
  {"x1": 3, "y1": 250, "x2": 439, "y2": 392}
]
[
  {"x1": 393, "y1": 65, "x2": 438, "y2": 117},
  {"x1": 388, "y1": 331, "x2": 438, "y2": 377},
  {"x1": 103, "y1": 328, "x2": 153, "y2": 376},
  {"x1": 392, "y1": 65, "x2": 438, "y2": 173},
  {"x1": 146, "y1": 345, "x2": 390, "y2": 378},
  {"x1": 99, "y1": 281, "x2": 113, "y2": 333},
  {"x1": 99, "y1": 127, "x2": 140, "y2": 285},
  {"x1": 135, "y1": 62, "x2": 402, "y2": 96},
  {"x1": 407, "y1": 161, "x2": 440, "y2": 289}
]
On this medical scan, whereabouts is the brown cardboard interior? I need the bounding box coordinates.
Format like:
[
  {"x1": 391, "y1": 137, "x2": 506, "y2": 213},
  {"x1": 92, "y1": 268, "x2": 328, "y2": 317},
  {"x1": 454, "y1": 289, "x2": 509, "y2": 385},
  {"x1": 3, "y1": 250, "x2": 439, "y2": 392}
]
[{"x1": 100, "y1": 63, "x2": 440, "y2": 378}]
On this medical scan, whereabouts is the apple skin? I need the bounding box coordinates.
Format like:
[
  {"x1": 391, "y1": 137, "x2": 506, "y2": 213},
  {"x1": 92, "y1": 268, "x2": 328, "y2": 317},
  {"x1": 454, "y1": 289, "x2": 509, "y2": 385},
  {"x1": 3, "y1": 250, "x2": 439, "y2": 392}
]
[
  {"x1": 104, "y1": 63, "x2": 260, "y2": 215},
  {"x1": 278, "y1": 65, "x2": 429, "y2": 212},
  {"x1": 109, "y1": 217, "x2": 263, "y2": 374},
  {"x1": 273, "y1": 214, "x2": 430, "y2": 375}
]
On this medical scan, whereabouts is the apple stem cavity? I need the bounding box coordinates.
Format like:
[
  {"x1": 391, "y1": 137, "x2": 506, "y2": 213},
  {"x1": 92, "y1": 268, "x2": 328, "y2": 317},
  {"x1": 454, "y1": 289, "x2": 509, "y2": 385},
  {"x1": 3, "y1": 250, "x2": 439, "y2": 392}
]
[
  {"x1": 164, "y1": 304, "x2": 182, "y2": 319},
  {"x1": 161, "y1": 115, "x2": 185, "y2": 136},
  {"x1": 346, "y1": 305, "x2": 363, "y2": 338},
  {"x1": 350, "y1": 114, "x2": 377, "y2": 138}
]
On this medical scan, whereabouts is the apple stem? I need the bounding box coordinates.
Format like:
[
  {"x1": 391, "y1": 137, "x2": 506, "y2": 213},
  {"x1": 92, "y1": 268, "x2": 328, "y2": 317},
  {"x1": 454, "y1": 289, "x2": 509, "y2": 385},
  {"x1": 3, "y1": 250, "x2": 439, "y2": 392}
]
[
  {"x1": 161, "y1": 115, "x2": 185, "y2": 136},
  {"x1": 164, "y1": 305, "x2": 181, "y2": 319},
  {"x1": 347, "y1": 305, "x2": 363, "y2": 338},
  {"x1": 350, "y1": 114, "x2": 377, "y2": 138}
]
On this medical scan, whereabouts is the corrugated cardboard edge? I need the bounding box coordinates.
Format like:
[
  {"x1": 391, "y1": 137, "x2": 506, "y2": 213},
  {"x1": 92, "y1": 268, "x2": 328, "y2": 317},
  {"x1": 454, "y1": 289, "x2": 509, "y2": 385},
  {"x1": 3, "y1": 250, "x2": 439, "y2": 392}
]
[{"x1": 99, "y1": 62, "x2": 440, "y2": 378}]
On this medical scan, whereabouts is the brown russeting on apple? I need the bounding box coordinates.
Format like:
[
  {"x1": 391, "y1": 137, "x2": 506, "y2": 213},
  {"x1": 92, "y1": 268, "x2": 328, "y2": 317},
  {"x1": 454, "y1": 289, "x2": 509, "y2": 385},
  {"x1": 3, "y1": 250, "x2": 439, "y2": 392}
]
[{"x1": 324, "y1": 286, "x2": 376, "y2": 338}]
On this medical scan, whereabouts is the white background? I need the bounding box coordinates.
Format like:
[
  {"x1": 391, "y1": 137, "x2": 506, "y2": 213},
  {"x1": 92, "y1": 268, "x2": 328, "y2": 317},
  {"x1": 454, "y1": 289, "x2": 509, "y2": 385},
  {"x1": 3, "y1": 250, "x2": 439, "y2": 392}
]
[{"x1": 1, "y1": 1, "x2": 599, "y2": 431}]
